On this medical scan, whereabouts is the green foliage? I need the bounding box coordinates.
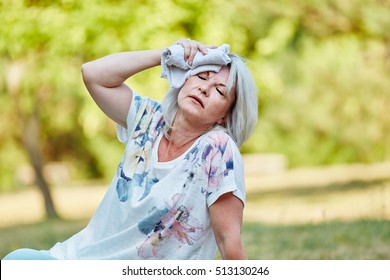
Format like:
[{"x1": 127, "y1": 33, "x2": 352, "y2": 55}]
[{"x1": 1, "y1": 0, "x2": 390, "y2": 190}]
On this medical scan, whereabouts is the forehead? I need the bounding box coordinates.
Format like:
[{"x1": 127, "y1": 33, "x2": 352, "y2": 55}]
[{"x1": 207, "y1": 66, "x2": 230, "y2": 81}]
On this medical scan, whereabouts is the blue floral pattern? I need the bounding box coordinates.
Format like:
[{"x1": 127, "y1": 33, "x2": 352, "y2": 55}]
[
  {"x1": 135, "y1": 131, "x2": 236, "y2": 258},
  {"x1": 116, "y1": 96, "x2": 164, "y2": 202},
  {"x1": 117, "y1": 95, "x2": 240, "y2": 258},
  {"x1": 137, "y1": 193, "x2": 204, "y2": 258}
]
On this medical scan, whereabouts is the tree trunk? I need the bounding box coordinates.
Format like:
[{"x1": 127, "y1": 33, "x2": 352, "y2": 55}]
[
  {"x1": 7, "y1": 60, "x2": 58, "y2": 219},
  {"x1": 23, "y1": 112, "x2": 58, "y2": 219}
]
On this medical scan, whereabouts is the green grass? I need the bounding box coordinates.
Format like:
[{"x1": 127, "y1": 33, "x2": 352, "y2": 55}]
[
  {"x1": 1, "y1": 218, "x2": 390, "y2": 259},
  {"x1": 243, "y1": 220, "x2": 390, "y2": 259},
  {"x1": 0, "y1": 219, "x2": 88, "y2": 259}
]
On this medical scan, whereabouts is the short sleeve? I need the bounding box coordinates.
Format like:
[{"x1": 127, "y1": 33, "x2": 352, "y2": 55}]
[
  {"x1": 202, "y1": 132, "x2": 246, "y2": 208},
  {"x1": 117, "y1": 93, "x2": 137, "y2": 144}
]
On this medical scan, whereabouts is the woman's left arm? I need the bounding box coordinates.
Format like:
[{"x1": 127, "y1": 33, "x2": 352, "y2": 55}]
[{"x1": 209, "y1": 192, "x2": 248, "y2": 260}]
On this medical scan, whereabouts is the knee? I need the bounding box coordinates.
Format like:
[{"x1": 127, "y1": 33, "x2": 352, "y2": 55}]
[{"x1": 3, "y1": 248, "x2": 56, "y2": 260}]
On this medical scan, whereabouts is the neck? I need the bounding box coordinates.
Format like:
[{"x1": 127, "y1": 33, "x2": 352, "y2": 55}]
[
  {"x1": 158, "y1": 113, "x2": 209, "y2": 162},
  {"x1": 170, "y1": 110, "x2": 211, "y2": 141},
  {"x1": 167, "y1": 134, "x2": 196, "y2": 148},
  {"x1": 158, "y1": 132, "x2": 199, "y2": 162}
]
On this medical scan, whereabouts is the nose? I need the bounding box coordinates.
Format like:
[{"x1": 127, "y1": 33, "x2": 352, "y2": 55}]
[{"x1": 198, "y1": 83, "x2": 210, "y2": 96}]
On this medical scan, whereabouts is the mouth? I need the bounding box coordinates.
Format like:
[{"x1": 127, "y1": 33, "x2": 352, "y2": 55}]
[{"x1": 189, "y1": 95, "x2": 204, "y2": 108}]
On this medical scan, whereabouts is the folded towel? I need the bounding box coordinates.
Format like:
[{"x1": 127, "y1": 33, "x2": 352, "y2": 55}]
[{"x1": 161, "y1": 43, "x2": 231, "y2": 88}]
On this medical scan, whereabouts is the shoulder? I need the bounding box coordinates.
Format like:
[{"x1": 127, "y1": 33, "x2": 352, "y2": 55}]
[
  {"x1": 132, "y1": 93, "x2": 163, "y2": 131},
  {"x1": 204, "y1": 130, "x2": 230, "y2": 142},
  {"x1": 203, "y1": 130, "x2": 240, "y2": 153},
  {"x1": 133, "y1": 94, "x2": 161, "y2": 113},
  {"x1": 201, "y1": 130, "x2": 243, "y2": 166}
]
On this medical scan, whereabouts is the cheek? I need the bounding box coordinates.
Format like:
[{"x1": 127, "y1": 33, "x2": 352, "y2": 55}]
[
  {"x1": 212, "y1": 100, "x2": 232, "y2": 117},
  {"x1": 177, "y1": 82, "x2": 194, "y2": 97},
  {"x1": 177, "y1": 88, "x2": 188, "y2": 102}
]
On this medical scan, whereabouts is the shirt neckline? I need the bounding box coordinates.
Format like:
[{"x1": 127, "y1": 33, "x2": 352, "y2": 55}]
[{"x1": 153, "y1": 133, "x2": 202, "y2": 167}]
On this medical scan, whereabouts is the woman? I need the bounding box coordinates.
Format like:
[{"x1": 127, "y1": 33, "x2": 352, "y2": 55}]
[{"x1": 3, "y1": 38, "x2": 258, "y2": 260}]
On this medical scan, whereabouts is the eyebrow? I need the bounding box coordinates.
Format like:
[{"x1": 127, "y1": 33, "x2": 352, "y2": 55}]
[{"x1": 205, "y1": 71, "x2": 227, "y2": 87}]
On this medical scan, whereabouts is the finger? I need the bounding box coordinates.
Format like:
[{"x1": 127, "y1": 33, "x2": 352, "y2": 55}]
[
  {"x1": 175, "y1": 38, "x2": 189, "y2": 46},
  {"x1": 181, "y1": 39, "x2": 197, "y2": 64},
  {"x1": 176, "y1": 38, "x2": 192, "y2": 61},
  {"x1": 198, "y1": 44, "x2": 213, "y2": 55},
  {"x1": 174, "y1": 39, "x2": 216, "y2": 65},
  {"x1": 194, "y1": 42, "x2": 217, "y2": 56},
  {"x1": 187, "y1": 42, "x2": 199, "y2": 65}
]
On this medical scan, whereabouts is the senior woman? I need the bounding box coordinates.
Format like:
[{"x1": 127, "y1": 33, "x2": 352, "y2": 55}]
[{"x1": 3, "y1": 38, "x2": 258, "y2": 260}]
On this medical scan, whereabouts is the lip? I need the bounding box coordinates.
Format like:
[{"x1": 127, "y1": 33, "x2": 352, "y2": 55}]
[{"x1": 189, "y1": 95, "x2": 204, "y2": 108}]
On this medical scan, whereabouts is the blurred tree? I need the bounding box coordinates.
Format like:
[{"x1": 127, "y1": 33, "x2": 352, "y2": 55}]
[{"x1": 0, "y1": 0, "x2": 389, "y2": 210}]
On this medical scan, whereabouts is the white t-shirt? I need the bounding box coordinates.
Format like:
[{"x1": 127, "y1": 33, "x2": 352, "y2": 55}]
[{"x1": 49, "y1": 93, "x2": 246, "y2": 260}]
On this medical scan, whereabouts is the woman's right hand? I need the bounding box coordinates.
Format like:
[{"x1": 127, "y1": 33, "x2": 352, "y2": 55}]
[{"x1": 174, "y1": 38, "x2": 216, "y2": 66}]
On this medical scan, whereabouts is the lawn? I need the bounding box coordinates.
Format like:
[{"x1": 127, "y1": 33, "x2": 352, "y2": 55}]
[
  {"x1": 1, "y1": 218, "x2": 390, "y2": 259},
  {"x1": 243, "y1": 220, "x2": 390, "y2": 259}
]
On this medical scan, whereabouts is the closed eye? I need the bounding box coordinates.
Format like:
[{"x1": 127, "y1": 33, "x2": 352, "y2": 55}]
[{"x1": 216, "y1": 88, "x2": 224, "y2": 96}]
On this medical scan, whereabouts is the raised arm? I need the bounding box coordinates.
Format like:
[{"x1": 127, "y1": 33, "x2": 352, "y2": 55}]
[
  {"x1": 81, "y1": 49, "x2": 162, "y2": 128},
  {"x1": 209, "y1": 192, "x2": 248, "y2": 260}
]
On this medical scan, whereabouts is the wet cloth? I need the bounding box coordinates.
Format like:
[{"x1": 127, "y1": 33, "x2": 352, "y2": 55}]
[
  {"x1": 161, "y1": 44, "x2": 231, "y2": 88},
  {"x1": 48, "y1": 93, "x2": 245, "y2": 260}
]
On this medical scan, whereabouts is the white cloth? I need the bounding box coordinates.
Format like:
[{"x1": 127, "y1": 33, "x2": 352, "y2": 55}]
[
  {"x1": 49, "y1": 93, "x2": 245, "y2": 260},
  {"x1": 161, "y1": 44, "x2": 231, "y2": 88}
]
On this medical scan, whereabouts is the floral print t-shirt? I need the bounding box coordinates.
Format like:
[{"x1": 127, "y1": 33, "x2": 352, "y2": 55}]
[{"x1": 49, "y1": 93, "x2": 246, "y2": 260}]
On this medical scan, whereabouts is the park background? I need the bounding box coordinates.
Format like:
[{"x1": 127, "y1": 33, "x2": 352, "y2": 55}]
[{"x1": 0, "y1": 0, "x2": 389, "y2": 259}]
